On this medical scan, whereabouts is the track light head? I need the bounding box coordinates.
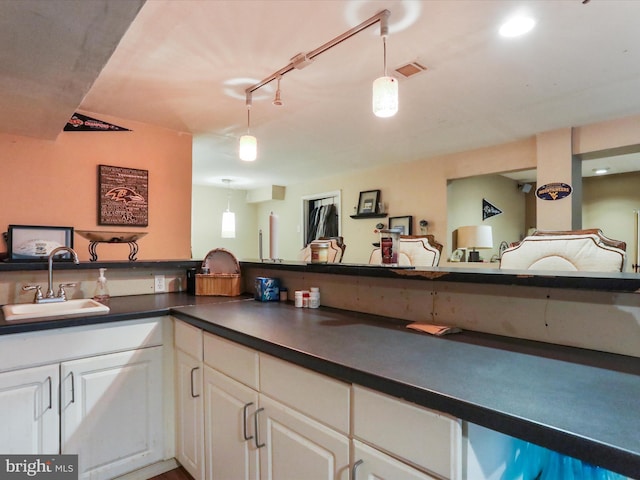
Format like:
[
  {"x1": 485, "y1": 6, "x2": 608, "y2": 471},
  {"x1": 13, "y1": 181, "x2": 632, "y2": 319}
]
[{"x1": 273, "y1": 77, "x2": 283, "y2": 106}]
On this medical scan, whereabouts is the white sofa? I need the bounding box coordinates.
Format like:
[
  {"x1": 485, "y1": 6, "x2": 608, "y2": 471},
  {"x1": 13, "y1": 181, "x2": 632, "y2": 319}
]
[
  {"x1": 369, "y1": 235, "x2": 442, "y2": 267},
  {"x1": 499, "y1": 229, "x2": 626, "y2": 272}
]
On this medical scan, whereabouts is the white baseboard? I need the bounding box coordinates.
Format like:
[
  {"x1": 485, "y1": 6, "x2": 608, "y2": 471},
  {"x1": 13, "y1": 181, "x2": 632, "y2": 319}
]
[{"x1": 114, "y1": 459, "x2": 180, "y2": 480}]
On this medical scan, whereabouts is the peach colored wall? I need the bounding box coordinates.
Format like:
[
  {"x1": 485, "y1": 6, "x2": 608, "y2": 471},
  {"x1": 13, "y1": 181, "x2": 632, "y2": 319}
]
[
  {"x1": 573, "y1": 114, "x2": 640, "y2": 154},
  {"x1": 0, "y1": 111, "x2": 192, "y2": 261}
]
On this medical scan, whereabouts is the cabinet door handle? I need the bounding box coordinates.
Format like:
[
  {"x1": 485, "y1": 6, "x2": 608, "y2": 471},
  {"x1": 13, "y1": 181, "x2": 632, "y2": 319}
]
[
  {"x1": 254, "y1": 407, "x2": 265, "y2": 448},
  {"x1": 46, "y1": 376, "x2": 52, "y2": 410},
  {"x1": 351, "y1": 459, "x2": 363, "y2": 480},
  {"x1": 243, "y1": 402, "x2": 254, "y2": 441},
  {"x1": 70, "y1": 371, "x2": 75, "y2": 404},
  {"x1": 190, "y1": 367, "x2": 200, "y2": 398}
]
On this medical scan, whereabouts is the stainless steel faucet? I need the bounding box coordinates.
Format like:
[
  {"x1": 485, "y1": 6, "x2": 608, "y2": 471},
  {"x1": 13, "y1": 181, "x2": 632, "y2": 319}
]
[
  {"x1": 46, "y1": 246, "x2": 79, "y2": 300},
  {"x1": 23, "y1": 246, "x2": 80, "y2": 304}
]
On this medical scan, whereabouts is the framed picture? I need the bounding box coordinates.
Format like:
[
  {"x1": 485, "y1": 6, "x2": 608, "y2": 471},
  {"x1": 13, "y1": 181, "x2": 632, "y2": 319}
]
[
  {"x1": 357, "y1": 190, "x2": 380, "y2": 214},
  {"x1": 450, "y1": 248, "x2": 465, "y2": 262},
  {"x1": 98, "y1": 165, "x2": 149, "y2": 226},
  {"x1": 7, "y1": 225, "x2": 74, "y2": 261},
  {"x1": 389, "y1": 215, "x2": 413, "y2": 235}
]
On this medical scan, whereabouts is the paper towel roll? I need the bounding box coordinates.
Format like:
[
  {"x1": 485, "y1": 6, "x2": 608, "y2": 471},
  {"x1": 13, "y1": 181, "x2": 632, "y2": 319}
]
[{"x1": 269, "y1": 212, "x2": 278, "y2": 259}]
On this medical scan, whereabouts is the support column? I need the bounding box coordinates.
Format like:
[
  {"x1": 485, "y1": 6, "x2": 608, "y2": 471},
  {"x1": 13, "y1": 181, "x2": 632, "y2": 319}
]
[{"x1": 535, "y1": 128, "x2": 581, "y2": 231}]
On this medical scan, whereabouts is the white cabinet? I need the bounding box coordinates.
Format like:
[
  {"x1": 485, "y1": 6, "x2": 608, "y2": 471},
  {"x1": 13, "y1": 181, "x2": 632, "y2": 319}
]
[
  {"x1": 203, "y1": 365, "x2": 260, "y2": 480},
  {"x1": 259, "y1": 355, "x2": 350, "y2": 435},
  {"x1": 179, "y1": 322, "x2": 463, "y2": 480},
  {"x1": 258, "y1": 395, "x2": 349, "y2": 480},
  {"x1": 61, "y1": 347, "x2": 164, "y2": 480},
  {"x1": 0, "y1": 363, "x2": 59, "y2": 454},
  {"x1": 352, "y1": 440, "x2": 438, "y2": 480},
  {"x1": 352, "y1": 385, "x2": 462, "y2": 480},
  {"x1": 200, "y1": 330, "x2": 350, "y2": 480},
  {"x1": 175, "y1": 321, "x2": 205, "y2": 480},
  {"x1": 0, "y1": 317, "x2": 168, "y2": 480},
  {"x1": 202, "y1": 332, "x2": 260, "y2": 480}
]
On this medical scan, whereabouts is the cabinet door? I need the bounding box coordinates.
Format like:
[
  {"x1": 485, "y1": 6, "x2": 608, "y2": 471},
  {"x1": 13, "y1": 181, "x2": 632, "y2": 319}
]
[
  {"x1": 0, "y1": 363, "x2": 59, "y2": 454},
  {"x1": 175, "y1": 349, "x2": 204, "y2": 480},
  {"x1": 204, "y1": 366, "x2": 260, "y2": 480},
  {"x1": 352, "y1": 440, "x2": 438, "y2": 480},
  {"x1": 258, "y1": 395, "x2": 349, "y2": 480},
  {"x1": 61, "y1": 347, "x2": 164, "y2": 480}
]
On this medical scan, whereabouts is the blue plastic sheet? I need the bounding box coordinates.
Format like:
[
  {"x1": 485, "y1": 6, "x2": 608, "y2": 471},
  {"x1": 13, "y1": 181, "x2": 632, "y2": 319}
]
[{"x1": 500, "y1": 439, "x2": 628, "y2": 480}]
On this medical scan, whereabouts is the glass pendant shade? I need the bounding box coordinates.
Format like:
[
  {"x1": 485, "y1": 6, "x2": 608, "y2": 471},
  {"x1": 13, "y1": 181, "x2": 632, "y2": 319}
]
[
  {"x1": 239, "y1": 134, "x2": 257, "y2": 162},
  {"x1": 372, "y1": 76, "x2": 398, "y2": 118},
  {"x1": 221, "y1": 210, "x2": 236, "y2": 238}
]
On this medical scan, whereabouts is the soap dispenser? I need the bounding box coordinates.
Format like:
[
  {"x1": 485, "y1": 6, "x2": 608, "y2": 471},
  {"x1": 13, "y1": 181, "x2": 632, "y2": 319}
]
[{"x1": 93, "y1": 268, "x2": 110, "y2": 304}]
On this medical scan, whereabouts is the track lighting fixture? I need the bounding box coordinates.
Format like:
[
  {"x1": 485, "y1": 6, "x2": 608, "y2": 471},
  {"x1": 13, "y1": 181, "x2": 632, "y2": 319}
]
[{"x1": 238, "y1": 9, "x2": 396, "y2": 161}]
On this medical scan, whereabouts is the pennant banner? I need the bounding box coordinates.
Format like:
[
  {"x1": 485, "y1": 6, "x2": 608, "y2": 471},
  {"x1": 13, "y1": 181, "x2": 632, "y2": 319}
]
[
  {"x1": 64, "y1": 112, "x2": 130, "y2": 132},
  {"x1": 482, "y1": 198, "x2": 502, "y2": 220}
]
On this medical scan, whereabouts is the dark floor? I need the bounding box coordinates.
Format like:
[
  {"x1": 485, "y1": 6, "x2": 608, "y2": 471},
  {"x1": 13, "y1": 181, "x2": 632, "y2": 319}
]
[{"x1": 147, "y1": 467, "x2": 193, "y2": 480}]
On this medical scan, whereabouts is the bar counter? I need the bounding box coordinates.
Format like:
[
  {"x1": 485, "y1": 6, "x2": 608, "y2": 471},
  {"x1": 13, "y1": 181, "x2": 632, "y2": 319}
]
[
  {"x1": 171, "y1": 299, "x2": 640, "y2": 479},
  {"x1": 0, "y1": 277, "x2": 638, "y2": 478}
]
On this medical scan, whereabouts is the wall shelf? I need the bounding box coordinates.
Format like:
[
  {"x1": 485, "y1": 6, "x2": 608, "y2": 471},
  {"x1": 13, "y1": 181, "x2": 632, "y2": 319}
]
[{"x1": 350, "y1": 213, "x2": 388, "y2": 219}]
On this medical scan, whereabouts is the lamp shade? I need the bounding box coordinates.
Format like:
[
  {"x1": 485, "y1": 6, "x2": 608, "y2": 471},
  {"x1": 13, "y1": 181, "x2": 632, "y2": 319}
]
[
  {"x1": 457, "y1": 225, "x2": 493, "y2": 249},
  {"x1": 221, "y1": 211, "x2": 236, "y2": 238},
  {"x1": 239, "y1": 134, "x2": 257, "y2": 161},
  {"x1": 372, "y1": 76, "x2": 398, "y2": 118}
]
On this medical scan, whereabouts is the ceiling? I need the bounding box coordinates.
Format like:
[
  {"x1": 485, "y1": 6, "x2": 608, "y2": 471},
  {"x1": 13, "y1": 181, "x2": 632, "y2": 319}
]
[{"x1": 3, "y1": 0, "x2": 640, "y2": 188}]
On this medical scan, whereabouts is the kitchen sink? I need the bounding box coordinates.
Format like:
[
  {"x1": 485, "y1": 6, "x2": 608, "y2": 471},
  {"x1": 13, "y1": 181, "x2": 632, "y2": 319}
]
[{"x1": 2, "y1": 298, "x2": 110, "y2": 321}]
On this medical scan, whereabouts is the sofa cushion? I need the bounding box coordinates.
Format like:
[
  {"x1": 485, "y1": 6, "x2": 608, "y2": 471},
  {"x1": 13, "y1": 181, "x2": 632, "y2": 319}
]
[{"x1": 499, "y1": 230, "x2": 626, "y2": 272}]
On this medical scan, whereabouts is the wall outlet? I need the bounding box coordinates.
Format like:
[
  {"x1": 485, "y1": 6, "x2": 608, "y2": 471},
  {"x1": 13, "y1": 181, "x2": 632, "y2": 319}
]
[{"x1": 154, "y1": 275, "x2": 166, "y2": 292}]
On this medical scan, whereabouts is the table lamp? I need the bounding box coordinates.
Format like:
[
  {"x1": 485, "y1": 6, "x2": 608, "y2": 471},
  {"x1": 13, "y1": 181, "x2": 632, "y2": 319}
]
[{"x1": 457, "y1": 225, "x2": 493, "y2": 262}]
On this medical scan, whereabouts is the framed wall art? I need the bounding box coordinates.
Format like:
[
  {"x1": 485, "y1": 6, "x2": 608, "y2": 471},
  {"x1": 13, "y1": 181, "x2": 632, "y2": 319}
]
[
  {"x1": 389, "y1": 215, "x2": 413, "y2": 235},
  {"x1": 357, "y1": 190, "x2": 380, "y2": 214},
  {"x1": 98, "y1": 165, "x2": 148, "y2": 226},
  {"x1": 7, "y1": 224, "x2": 74, "y2": 261}
]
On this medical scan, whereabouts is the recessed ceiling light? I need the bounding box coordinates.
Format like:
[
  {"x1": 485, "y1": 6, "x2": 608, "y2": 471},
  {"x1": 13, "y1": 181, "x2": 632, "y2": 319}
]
[
  {"x1": 593, "y1": 167, "x2": 610, "y2": 175},
  {"x1": 499, "y1": 16, "x2": 536, "y2": 37}
]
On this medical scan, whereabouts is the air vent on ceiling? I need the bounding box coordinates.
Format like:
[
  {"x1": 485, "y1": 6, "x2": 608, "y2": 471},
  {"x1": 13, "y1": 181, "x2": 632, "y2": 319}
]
[{"x1": 394, "y1": 61, "x2": 428, "y2": 79}]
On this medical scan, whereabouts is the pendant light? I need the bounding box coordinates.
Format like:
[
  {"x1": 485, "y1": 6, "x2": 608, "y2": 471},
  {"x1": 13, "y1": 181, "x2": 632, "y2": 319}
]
[
  {"x1": 372, "y1": 11, "x2": 398, "y2": 118},
  {"x1": 221, "y1": 179, "x2": 236, "y2": 238},
  {"x1": 239, "y1": 94, "x2": 257, "y2": 161}
]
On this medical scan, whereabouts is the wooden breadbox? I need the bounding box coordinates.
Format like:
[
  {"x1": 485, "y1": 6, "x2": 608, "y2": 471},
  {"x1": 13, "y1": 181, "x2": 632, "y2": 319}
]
[{"x1": 195, "y1": 248, "x2": 242, "y2": 296}]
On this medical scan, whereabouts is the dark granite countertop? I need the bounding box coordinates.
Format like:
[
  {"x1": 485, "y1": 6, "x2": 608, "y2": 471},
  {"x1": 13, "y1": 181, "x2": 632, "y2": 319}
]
[
  {"x1": 172, "y1": 301, "x2": 640, "y2": 479},
  {"x1": 0, "y1": 292, "x2": 251, "y2": 334}
]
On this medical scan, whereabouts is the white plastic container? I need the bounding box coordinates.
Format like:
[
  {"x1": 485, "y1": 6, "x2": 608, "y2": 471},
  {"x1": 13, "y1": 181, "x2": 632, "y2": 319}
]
[
  {"x1": 309, "y1": 287, "x2": 320, "y2": 308},
  {"x1": 294, "y1": 290, "x2": 303, "y2": 308}
]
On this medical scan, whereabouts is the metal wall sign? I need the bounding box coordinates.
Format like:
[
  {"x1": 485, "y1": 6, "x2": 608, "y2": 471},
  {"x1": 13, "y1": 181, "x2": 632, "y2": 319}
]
[
  {"x1": 98, "y1": 165, "x2": 148, "y2": 226},
  {"x1": 536, "y1": 183, "x2": 572, "y2": 201}
]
